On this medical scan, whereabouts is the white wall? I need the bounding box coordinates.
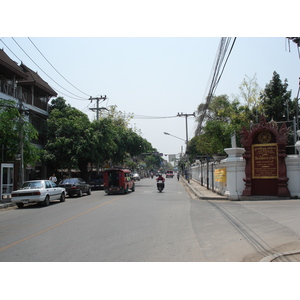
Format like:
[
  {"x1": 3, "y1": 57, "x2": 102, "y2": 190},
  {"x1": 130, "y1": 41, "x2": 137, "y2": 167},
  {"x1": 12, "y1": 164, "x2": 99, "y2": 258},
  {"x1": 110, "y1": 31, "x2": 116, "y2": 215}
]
[{"x1": 190, "y1": 148, "x2": 300, "y2": 200}]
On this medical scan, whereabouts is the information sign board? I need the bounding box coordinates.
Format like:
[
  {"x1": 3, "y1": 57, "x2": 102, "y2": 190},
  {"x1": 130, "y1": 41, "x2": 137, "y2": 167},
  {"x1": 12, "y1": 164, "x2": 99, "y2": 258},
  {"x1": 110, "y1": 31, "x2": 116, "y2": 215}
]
[{"x1": 252, "y1": 144, "x2": 278, "y2": 179}]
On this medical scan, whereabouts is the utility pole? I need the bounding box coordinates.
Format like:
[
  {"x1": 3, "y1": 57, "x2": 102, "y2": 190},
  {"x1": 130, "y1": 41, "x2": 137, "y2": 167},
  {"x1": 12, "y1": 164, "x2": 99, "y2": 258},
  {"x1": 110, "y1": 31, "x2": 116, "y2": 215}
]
[
  {"x1": 18, "y1": 100, "x2": 28, "y2": 187},
  {"x1": 177, "y1": 112, "x2": 196, "y2": 183},
  {"x1": 89, "y1": 95, "x2": 107, "y2": 120}
]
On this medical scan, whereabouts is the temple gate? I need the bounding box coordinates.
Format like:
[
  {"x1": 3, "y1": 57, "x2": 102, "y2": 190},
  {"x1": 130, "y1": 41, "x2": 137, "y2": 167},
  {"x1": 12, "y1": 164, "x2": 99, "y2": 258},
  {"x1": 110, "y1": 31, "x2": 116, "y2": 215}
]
[{"x1": 241, "y1": 116, "x2": 290, "y2": 197}]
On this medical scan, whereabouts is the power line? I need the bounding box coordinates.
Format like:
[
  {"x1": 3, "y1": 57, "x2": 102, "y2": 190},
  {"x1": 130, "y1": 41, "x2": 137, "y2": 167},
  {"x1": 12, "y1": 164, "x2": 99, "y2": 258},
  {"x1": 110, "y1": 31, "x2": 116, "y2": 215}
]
[
  {"x1": 0, "y1": 38, "x2": 22, "y2": 62},
  {"x1": 10, "y1": 37, "x2": 88, "y2": 100},
  {"x1": 132, "y1": 114, "x2": 178, "y2": 119},
  {"x1": 195, "y1": 37, "x2": 236, "y2": 135},
  {"x1": 27, "y1": 37, "x2": 91, "y2": 97}
]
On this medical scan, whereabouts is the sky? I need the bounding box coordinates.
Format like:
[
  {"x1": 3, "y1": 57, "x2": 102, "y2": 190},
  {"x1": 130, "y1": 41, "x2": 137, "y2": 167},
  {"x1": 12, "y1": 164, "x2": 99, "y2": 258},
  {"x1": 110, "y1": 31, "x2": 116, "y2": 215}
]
[
  {"x1": 1, "y1": 36, "x2": 299, "y2": 159},
  {"x1": 1, "y1": 2, "x2": 299, "y2": 161}
]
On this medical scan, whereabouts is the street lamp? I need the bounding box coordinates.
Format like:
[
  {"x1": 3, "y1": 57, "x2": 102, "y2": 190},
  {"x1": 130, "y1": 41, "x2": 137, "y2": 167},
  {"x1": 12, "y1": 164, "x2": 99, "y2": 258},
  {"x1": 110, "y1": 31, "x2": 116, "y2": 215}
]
[{"x1": 163, "y1": 132, "x2": 186, "y2": 142}]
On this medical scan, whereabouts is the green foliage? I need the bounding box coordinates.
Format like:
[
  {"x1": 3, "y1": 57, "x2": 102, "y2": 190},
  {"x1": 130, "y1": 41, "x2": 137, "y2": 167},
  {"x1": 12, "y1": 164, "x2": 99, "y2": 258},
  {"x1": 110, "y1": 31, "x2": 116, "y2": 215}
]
[
  {"x1": 239, "y1": 73, "x2": 261, "y2": 108},
  {"x1": 44, "y1": 97, "x2": 154, "y2": 177},
  {"x1": 44, "y1": 102, "x2": 91, "y2": 173},
  {"x1": 260, "y1": 71, "x2": 292, "y2": 122},
  {"x1": 193, "y1": 72, "x2": 296, "y2": 159},
  {"x1": 196, "y1": 120, "x2": 231, "y2": 155},
  {"x1": 194, "y1": 95, "x2": 240, "y2": 155},
  {"x1": 0, "y1": 99, "x2": 19, "y2": 160},
  {"x1": 143, "y1": 153, "x2": 163, "y2": 170},
  {"x1": 0, "y1": 99, "x2": 40, "y2": 165}
]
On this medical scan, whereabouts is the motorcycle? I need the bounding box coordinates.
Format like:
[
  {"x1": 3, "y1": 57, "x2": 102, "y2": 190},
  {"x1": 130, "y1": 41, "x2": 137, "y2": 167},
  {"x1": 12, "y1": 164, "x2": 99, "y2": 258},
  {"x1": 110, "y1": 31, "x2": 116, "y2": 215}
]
[{"x1": 156, "y1": 180, "x2": 165, "y2": 193}]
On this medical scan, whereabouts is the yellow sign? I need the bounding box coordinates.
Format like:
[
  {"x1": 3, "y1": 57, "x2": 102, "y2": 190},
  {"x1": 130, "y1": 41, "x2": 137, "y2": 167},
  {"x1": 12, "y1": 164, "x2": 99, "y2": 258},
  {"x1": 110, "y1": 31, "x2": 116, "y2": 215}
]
[{"x1": 214, "y1": 168, "x2": 226, "y2": 182}]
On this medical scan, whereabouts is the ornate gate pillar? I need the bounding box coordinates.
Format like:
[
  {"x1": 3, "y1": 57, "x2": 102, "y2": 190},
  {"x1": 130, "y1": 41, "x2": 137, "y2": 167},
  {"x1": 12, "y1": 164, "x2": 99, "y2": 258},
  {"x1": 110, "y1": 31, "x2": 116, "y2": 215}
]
[{"x1": 240, "y1": 116, "x2": 290, "y2": 197}]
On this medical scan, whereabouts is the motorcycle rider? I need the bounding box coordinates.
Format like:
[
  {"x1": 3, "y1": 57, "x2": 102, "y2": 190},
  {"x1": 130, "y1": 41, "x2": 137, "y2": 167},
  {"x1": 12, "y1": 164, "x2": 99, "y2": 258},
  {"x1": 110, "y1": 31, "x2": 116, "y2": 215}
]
[
  {"x1": 156, "y1": 173, "x2": 165, "y2": 182},
  {"x1": 156, "y1": 173, "x2": 165, "y2": 191}
]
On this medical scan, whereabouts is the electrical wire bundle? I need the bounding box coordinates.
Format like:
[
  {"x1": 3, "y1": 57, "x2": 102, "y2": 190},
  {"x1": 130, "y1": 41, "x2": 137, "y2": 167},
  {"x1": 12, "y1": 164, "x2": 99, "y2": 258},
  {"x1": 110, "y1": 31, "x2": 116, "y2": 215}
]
[
  {"x1": 0, "y1": 37, "x2": 99, "y2": 115},
  {"x1": 195, "y1": 37, "x2": 236, "y2": 135}
]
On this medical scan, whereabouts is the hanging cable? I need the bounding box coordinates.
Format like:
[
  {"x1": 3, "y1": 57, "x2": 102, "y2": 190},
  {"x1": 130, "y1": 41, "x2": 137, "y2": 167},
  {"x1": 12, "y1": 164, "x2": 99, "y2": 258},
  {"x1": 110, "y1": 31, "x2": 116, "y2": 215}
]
[
  {"x1": 11, "y1": 37, "x2": 88, "y2": 100},
  {"x1": 132, "y1": 114, "x2": 178, "y2": 119},
  {"x1": 195, "y1": 37, "x2": 236, "y2": 135},
  {"x1": 0, "y1": 38, "x2": 23, "y2": 62},
  {"x1": 27, "y1": 37, "x2": 91, "y2": 98},
  {"x1": 215, "y1": 38, "x2": 236, "y2": 88}
]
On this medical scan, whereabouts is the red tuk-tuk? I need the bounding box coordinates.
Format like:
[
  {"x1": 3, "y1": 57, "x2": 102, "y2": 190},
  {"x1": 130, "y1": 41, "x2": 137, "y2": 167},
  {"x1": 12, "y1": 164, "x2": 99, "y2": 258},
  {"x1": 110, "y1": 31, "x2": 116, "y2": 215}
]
[{"x1": 103, "y1": 169, "x2": 135, "y2": 194}]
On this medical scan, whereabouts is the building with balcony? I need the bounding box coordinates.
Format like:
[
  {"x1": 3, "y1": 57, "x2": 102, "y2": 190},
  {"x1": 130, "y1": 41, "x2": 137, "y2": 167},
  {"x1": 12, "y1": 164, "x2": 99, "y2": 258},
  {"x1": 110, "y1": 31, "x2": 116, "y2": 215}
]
[{"x1": 0, "y1": 48, "x2": 57, "y2": 188}]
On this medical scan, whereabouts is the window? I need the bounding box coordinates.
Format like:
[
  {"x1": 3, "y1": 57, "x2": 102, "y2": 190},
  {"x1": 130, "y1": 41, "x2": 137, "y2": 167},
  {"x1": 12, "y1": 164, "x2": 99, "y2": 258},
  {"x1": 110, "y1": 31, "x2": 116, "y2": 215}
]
[{"x1": 45, "y1": 181, "x2": 52, "y2": 188}]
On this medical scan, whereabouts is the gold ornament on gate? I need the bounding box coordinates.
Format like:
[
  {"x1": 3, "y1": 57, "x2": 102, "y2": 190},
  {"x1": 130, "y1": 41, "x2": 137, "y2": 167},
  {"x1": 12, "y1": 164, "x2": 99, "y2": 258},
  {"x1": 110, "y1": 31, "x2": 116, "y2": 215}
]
[{"x1": 258, "y1": 131, "x2": 271, "y2": 144}]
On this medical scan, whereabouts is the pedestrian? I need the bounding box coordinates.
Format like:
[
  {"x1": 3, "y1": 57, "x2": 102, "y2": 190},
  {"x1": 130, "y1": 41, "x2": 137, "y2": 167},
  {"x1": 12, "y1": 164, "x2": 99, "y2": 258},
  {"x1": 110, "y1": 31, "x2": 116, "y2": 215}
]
[
  {"x1": 49, "y1": 173, "x2": 57, "y2": 183},
  {"x1": 177, "y1": 172, "x2": 180, "y2": 181}
]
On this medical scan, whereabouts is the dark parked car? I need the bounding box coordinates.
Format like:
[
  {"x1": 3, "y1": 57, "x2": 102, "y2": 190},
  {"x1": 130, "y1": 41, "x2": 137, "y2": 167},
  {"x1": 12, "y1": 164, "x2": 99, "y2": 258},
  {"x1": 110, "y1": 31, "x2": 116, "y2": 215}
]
[
  {"x1": 87, "y1": 172, "x2": 104, "y2": 190},
  {"x1": 58, "y1": 178, "x2": 91, "y2": 197}
]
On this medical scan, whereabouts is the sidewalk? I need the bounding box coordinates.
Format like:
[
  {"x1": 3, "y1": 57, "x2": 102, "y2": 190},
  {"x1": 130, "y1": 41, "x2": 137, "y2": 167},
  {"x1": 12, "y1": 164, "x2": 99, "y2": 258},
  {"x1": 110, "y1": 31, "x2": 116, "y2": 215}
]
[
  {"x1": 181, "y1": 177, "x2": 228, "y2": 200},
  {"x1": 182, "y1": 177, "x2": 300, "y2": 262},
  {"x1": 0, "y1": 201, "x2": 15, "y2": 209}
]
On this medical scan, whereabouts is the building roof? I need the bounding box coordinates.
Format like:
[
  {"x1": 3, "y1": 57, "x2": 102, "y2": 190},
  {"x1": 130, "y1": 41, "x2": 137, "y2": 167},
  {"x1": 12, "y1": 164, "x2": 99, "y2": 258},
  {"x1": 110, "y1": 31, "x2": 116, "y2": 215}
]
[
  {"x1": 0, "y1": 48, "x2": 27, "y2": 79},
  {"x1": 0, "y1": 48, "x2": 57, "y2": 97},
  {"x1": 18, "y1": 63, "x2": 57, "y2": 97}
]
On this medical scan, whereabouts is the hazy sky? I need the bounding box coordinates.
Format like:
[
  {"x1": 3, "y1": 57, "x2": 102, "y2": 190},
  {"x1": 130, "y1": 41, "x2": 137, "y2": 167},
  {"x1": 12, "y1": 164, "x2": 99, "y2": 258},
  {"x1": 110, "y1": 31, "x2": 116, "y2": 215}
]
[
  {"x1": 1, "y1": 37, "x2": 299, "y2": 157},
  {"x1": 1, "y1": 2, "x2": 299, "y2": 158}
]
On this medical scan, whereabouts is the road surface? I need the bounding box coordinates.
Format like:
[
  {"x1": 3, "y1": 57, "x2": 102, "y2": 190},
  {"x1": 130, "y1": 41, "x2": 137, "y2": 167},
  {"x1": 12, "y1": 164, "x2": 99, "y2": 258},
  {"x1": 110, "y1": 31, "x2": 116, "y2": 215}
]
[{"x1": 1, "y1": 177, "x2": 300, "y2": 262}]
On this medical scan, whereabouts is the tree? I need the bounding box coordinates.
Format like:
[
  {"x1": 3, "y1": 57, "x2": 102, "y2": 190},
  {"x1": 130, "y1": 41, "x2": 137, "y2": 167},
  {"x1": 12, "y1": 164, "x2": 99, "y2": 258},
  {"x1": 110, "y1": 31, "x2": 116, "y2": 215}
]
[
  {"x1": 0, "y1": 99, "x2": 40, "y2": 165},
  {"x1": 260, "y1": 71, "x2": 292, "y2": 122},
  {"x1": 44, "y1": 99, "x2": 155, "y2": 177},
  {"x1": 196, "y1": 120, "x2": 232, "y2": 155},
  {"x1": 143, "y1": 153, "x2": 164, "y2": 171},
  {"x1": 239, "y1": 74, "x2": 261, "y2": 108},
  {"x1": 194, "y1": 95, "x2": 238, "y2": 155},
  {"x1": 90, "y1": 117, "x2": 118, "y2": 166},
  {"x1": 49, "y1": 96, "x2": 68, "y2": 111},
  {"x1": 44, "y1": 98, "x2": 92, "y2": 177}
]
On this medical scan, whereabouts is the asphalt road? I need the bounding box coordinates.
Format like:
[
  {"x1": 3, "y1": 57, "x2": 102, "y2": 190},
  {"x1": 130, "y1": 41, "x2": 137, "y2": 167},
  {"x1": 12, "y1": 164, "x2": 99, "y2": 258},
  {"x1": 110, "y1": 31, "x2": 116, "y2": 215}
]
[{"x1": 1, "y1": 177, "x2": 300, "y2": 262}]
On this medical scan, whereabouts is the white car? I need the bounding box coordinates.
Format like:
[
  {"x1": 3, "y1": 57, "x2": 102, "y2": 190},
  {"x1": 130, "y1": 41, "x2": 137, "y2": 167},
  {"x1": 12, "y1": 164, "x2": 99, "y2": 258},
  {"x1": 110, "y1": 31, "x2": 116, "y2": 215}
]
[
  {"x1": 11, "y1": 180, "x2": 66, "y2": 208},
  {"x1": 133, "y1": 173, "x2": 140, "y2": 181}
]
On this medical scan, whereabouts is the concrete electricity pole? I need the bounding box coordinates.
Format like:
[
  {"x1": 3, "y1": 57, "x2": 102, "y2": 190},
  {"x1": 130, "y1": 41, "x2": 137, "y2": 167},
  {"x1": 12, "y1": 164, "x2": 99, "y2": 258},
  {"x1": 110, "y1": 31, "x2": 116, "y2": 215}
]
[
  {"x1": 177, "y1": 112, "x2": 196, "y2": 183},
  {"x1": 18, "y1": 100, "x2": 28, "y2": 187},
  {"x1": 89, "y1": 95, "x2": 107, "y2": 120}
]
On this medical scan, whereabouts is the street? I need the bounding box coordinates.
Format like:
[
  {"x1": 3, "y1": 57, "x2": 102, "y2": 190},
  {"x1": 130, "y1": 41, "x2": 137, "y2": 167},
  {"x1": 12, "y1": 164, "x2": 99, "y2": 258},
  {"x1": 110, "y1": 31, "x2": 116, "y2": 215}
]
[{"x1": 1, "y1": 177, "x2": 300, "y2": 262}]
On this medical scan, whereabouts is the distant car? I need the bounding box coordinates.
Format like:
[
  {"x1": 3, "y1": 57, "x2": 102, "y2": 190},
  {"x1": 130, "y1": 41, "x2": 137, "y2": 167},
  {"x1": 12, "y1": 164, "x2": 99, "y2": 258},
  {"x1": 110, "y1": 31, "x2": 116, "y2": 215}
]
[
  {"x1": 133, "y1": 173, "x2": 140, "y2": 181},
  {"x1": 58, "y1": 178, "x2": 91, "y2": 197},
  {"x1": 11, "y1": 180, "x2": 66, "y2": 208},
  {"x1": 166, "y1": 170, "x2": 174, "y2": 178},
  {"x1": 87, "y1": 172, "x2": 104, "y2": 190}
]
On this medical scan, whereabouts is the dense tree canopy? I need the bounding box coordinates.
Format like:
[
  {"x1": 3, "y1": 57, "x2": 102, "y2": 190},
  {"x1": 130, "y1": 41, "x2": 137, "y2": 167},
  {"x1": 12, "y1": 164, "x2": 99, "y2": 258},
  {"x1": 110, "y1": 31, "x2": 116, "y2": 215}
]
[
  {"x1": 43, "y1": 97, "x2": 154, "y2": 178},
  {"x1": 192, "y1": 71, "x2": 296, "y2": 159},
  {"x1": 260, "y1": 71, "x2": 293, "y2": 122},
  {"x1": 0, "y1": 98, "x2": 40, "y2": 165}
]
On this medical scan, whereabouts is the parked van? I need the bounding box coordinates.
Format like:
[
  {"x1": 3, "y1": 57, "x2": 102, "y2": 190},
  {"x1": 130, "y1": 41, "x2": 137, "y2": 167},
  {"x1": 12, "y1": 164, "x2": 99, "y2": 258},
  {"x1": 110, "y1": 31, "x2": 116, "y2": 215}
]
[{"x1": 103, "y1": 169, "x2": 135, "y2": 194}]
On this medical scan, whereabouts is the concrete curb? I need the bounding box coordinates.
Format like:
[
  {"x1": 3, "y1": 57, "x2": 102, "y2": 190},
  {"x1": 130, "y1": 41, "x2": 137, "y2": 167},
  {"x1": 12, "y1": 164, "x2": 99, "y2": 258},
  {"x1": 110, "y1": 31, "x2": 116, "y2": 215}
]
[
  {"x1": 260, "y1": 250, "x2": 300, "y2": 262},
  {"x1": 182, "y1": 177, "x2": 228, "y2": 200},
  {"x1": 0, "y1": 202, "x2": 15, "y2": 209},
  {"x1": 182, "y1": 177, "x2": 300, "y2": 262}
]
